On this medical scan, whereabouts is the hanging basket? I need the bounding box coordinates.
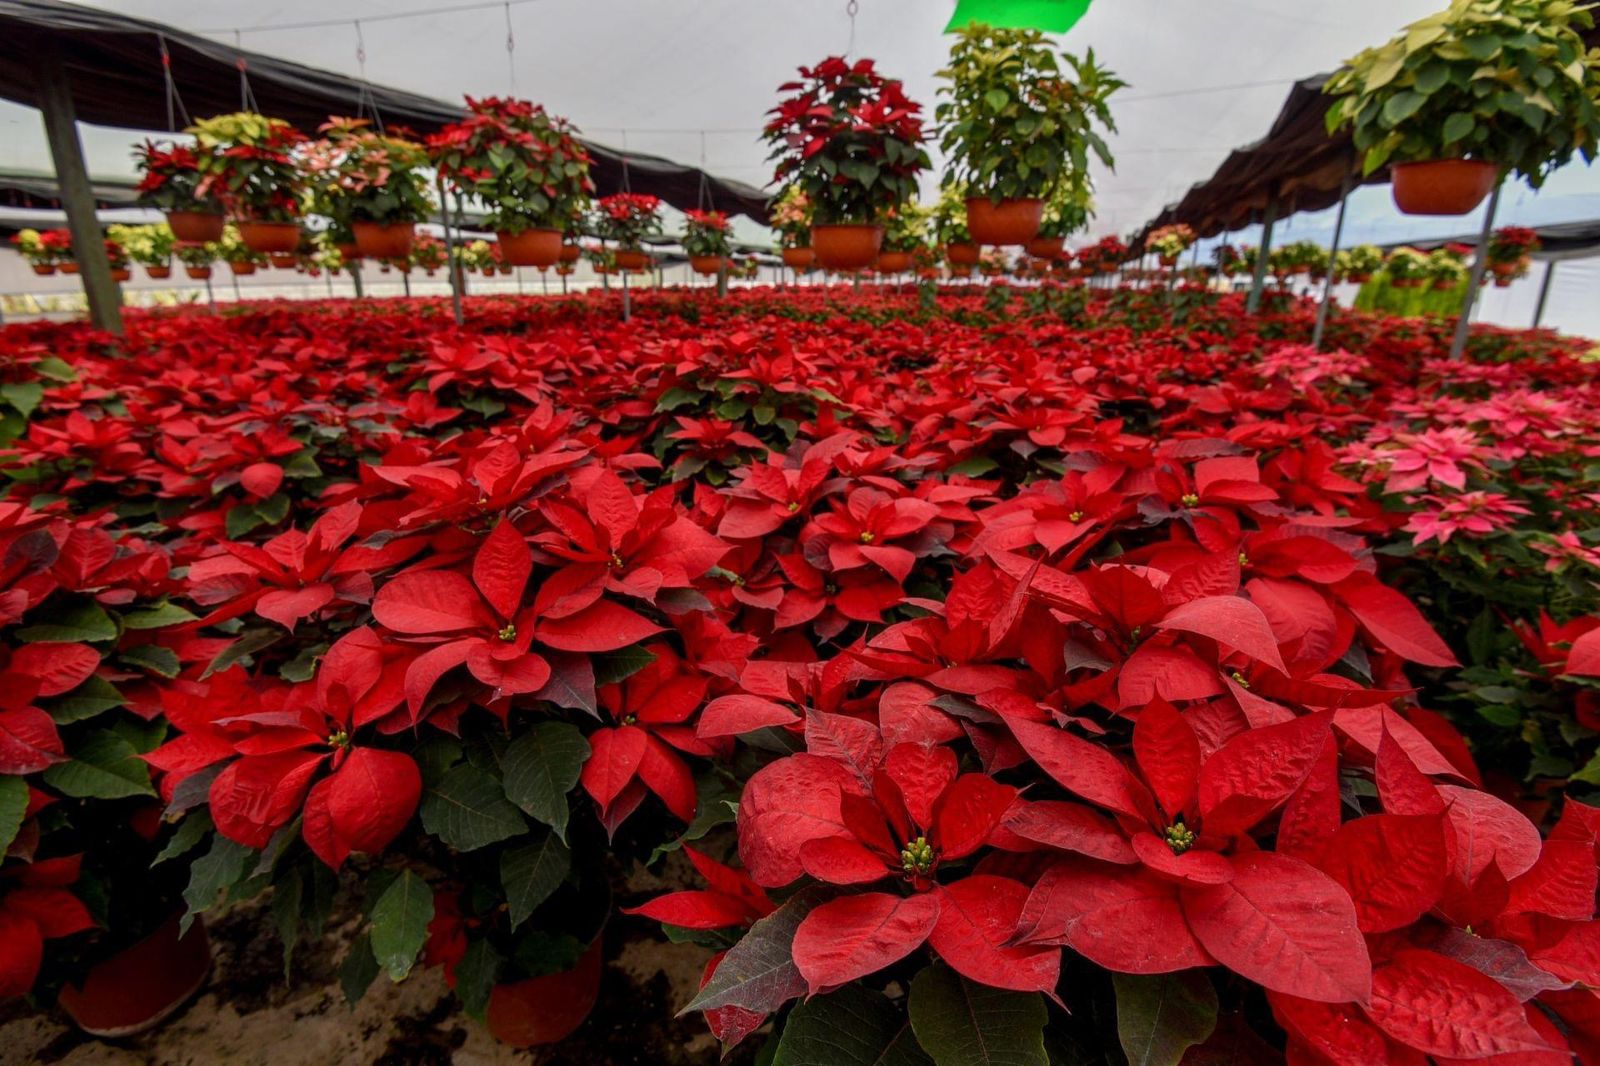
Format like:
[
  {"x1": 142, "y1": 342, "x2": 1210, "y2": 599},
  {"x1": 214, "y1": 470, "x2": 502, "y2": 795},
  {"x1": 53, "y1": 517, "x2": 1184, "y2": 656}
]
[
  {"x1": 945, "y1": 243, "x2": 981, "y2": 267},
  {"x1": 781, "y1": 247, "x2": 815, "y2": 270},
  {"x1": 811, "y1": 224, "x2": 883, "y2": 270},
  {"x1": 31, "y1": 263, "x2": 56, "y2": 276},
  {"x1": 352, "y1": 221, "x2": 415, "y2": 260},
  {"x1": 1025, "y1": 236, "x2": 1064, "y2": 260},
  {"x1": 1390, "y1": 160, "x2": 1497, "y2": 216},
  {"x1": 876, "y1": 251, "x2": 913, "y2": 274},
  {"x1": 689, "y1": 255, "x2": 723, "y2": 276},
  {"x1": 110, "y1": 268, "x2": 131, "y2": 283},
  {"x1": 144, "y1": 264, "x2": 171, "y2": 279},
  {"x1": 237, "y1": 221, "x2": 302, "y2": 255},
  {"x1": 184, "y1": 265, "x2": 212, "y2": 280},
  {"x1": 59, "y1": 262, "x2": 80, "y2": 275},
  {"x1": 497, "y1": 228, "x2": 562, "y2": 268},
  {"x1": 965, "y1": 197, "x2": 1044, "y2": 246},
  {"x1": 614, "y1": 248, "x2": 651, "y2": 271},
  {"x1": 166, "y1": 211, "x2": 226, "y2": 244}
]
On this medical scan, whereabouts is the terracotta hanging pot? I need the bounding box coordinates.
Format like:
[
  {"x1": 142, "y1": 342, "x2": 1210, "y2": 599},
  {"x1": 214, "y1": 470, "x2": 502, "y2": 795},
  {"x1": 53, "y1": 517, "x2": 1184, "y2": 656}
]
[
  {"x1": 60, "y1": 262, "x2": 80, "y2": 275},
  {"x1": 559, "y1": 244, "x2": 581, "y2": 264},
  {"x1": 965, "y1": 197, "x2": 1044, "y2": 246},
  {"x1": 486, "y1": 934, "x2": 604, "y2": 1048},
  {"x1": 875, "y1": 251, "x2": 913, "y2": 274},
  {"x1": 1026, "y1": 236, "x2": 1064, "y2": 260},
  {"x1": 144, "y1": 264, "x2": 172, "y2": 279},
  {"x1": 31, "y1": 263, "x2": 56, "y2": 276},
  {"x1": 227, "y1": 261, "x2": 257, "y2": 276},
  {"x1": 781, "y1": 247, "x2": 815, "y2": 269},
  {"x1": 497, "y1": 228, "x2": 562, "y2": 267},
  {"x1": 1390, "y1": 160, "x2": 1497, "y2": 216},
  {"x1": 336, "y1": 243, "x2": 361, "y2": 262},
  {"x1": 498, "y1": 265, "x2": 512, "y2": 275},
  {"x1": 689, "y1": 255, "x2": 723, "y2": 276},
  {"x1": 614, "y1": 248, "x2": 651, "y2": 271},
  {"x1": 1347, "y1": 272, "x2": 1372, "y2": 284},
  {"x1": 352, "y1": 221, "x2": 415, "y2": 260},
  {"x1": 185, "y1": 265, "x2": 212, "y2": 280},
  {"x1": 268, "y1": 254, "x2": 297, "y2": 270},
  {"x1": 945, "y1": 242, "x2": 981, "y2": 267},
  {"x1": 810, "y1": 224, "x2": 883, "y2": 270},
  {"x1": 58, "y1": 914, "x2": 211, "y2": 1038},
  {"x1": 237, "y1": 220, "x2": 302, "y2": 255},
  {"x1": 110, "y1": 268, "x2": 131, "y2": 282},
  {"x1": 166, "y1": 211, "x2": 226, "y2": 243},
  {"x1": 948, "y1": 264, "x2": 973, "y2": 278}
]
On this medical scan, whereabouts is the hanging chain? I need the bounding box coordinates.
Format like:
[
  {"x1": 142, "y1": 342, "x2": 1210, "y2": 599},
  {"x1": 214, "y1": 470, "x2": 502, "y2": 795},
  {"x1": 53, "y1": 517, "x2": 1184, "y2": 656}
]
[
  {"x1": 157, "y1": 34, "x2": 192, "y2": 131},
  {"x1": 504, "y1": 2, "x2": 517, "y2": 95},
  {"x1": 846, "y1": 0, "x2": 859, "y2": 57},
  {"x1": 234, "y1": 30, "x2": 259, "y2": 112},
  {"x1": 352, "y1": 21, "x2": 384, "y2": 130}
]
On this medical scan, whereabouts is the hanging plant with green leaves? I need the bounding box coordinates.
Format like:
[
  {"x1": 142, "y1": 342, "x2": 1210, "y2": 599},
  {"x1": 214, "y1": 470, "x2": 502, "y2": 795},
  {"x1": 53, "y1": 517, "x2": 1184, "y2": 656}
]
[
  {"x1": 1324, "y1": 0, "x2": 1600, "y2": 185},
  {"x1": 936, "y1": 24, "x2": 1124, "y2": 204}
]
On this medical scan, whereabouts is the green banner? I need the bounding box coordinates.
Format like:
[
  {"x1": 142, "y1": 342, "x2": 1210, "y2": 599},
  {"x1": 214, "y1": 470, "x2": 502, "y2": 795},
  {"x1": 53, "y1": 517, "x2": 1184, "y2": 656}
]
[{"x1": 945, "y1": 0, "x2": 1093, "y2": 34}]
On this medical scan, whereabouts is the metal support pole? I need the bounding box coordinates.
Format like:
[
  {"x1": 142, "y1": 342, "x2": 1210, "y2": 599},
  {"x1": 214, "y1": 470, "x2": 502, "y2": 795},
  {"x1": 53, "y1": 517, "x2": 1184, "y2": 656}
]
[
  {"x1": 35, "y1": 46, "x2": 122, "y2": 335},
  {"x1": 1449, "y1": 179, "x2": 1502, "y2": 361},
  {"x1": 621, "y1": 266, "x2": 631, "y2": 322},
  {"x1": 350, "y1": 260, "x2": 364, "y2": 299},
  {"x1": 1246, "y1": 196, "x2": 1278, "y2": 314},
  {"x1": 436, "y1": 174, "x2": 463, "y2": 326},
  {"x1": 1312, "y1": 175, "x2": 1353, "y2": 351},
  {"x1": 402, "y1": 271, "x2": 411, "y2": 299},
  {"x1": 1532, "y1": 260, "x2": 1556, "y2": 329}
]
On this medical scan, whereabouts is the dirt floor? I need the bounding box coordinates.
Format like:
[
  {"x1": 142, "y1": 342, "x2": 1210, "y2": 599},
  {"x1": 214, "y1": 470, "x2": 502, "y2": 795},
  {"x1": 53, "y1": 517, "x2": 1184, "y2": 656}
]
[{"x1": 0, "y1": 859, "x2": 764, "y2": 1066}]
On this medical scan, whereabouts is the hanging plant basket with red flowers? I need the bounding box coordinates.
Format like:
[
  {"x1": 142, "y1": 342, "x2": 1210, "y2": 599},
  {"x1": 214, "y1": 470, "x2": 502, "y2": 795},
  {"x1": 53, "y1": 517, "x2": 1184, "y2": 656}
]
[
  {"x1": 303, "y1": 117, "x2": 435, "y2": 260},
  {"x1": 134, "y1": 139, "x2": 227, "y2": 243},
  {"x1": 763, "y1": 56, "x2": 929, "y2": 270},
  {"x1": 593, "y1": 192, "x2": 663, "y2": 269},
  {"x1": 189, "y1": 112, "x2": 308, "y2": 253}
]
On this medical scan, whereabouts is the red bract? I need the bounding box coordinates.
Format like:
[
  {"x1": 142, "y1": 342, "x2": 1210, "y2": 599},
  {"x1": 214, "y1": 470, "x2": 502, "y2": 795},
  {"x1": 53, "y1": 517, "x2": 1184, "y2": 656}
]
[{"x1": 0, "y1": 855, "x2": 94, "y2": 997}]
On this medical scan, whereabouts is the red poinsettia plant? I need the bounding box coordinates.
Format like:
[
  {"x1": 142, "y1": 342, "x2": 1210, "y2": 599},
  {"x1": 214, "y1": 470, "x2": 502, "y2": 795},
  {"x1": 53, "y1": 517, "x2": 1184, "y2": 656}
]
[
  {"x1": 132, "y1": 140, "x2": 222, "y2": 215},
  {"x1": 429, "y1": 96, "x2": 594, "y2": 234},
  {"x1": 592, "y1": 193, "x2": 663, "y2": 251},
  {"x1": 681, "y1": 210, "x2": 732, "y2": 259},
  {"x1": 763, "y1": 57, "x2": 930, "y2": 225}
]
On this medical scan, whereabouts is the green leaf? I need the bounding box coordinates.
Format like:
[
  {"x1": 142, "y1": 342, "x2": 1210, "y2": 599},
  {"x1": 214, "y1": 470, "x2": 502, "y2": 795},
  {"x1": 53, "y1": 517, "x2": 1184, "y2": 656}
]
[
  {"x1": 774, "y1": 985, "x2": 931, "y2": 1066},
  {"x1": 908, "y1": 964, "x2": 1047, "y2": 1066},
  {"x1": 501, "y1": 723, "x2": 589, "y2": 842},
  {"x1": 685, "y1": 887, "x2": 825, "y2": 1015},
  {"x1": 42, "y1": 728, "x2": 156, "y2": 799},
  {"x1": 1413, "y1": 62, "x2": 1451, "y2": 95},
  {"x1": 368, "y1": 869, "x2": 434, "y2": 981},
  {"x1": 340, "y1": 931, "x2": 381, "y2": 1007},
  {"x1": 1380, "y1": 91, "x2": 1427, "y2": 127},
  {"x1": 17, "y1": 600, "x2": 116, "y2": 643},
  {"x1": 182, "y1": 834, "x2": 255, "y2": 933},
  {"x1": 0, "y1": 776, "x2": 29, "y2": 856},
  {"x1": 419, "y1": 764, "x2": 527, "y2": 851},
  {"x1": 153, "y1": 811, "x2": 214, "y2": 866},
  {"x1": 501, "y1": 828, "x2": 571, "y2": 930},
  {"x1": 121, "y1": 602, "x2": 200, "y2": 630},
  {"x1": 983, "y1": 88, "x2": 1010, "y2": 113},
  {"x1": 33, "y1": 356, "x2": 76, "y2": 383},
  {"x1": 121, "y1": 644, "x2": 181, "y2": 679},
  {"x1": 455, "y1": 938, "x2": 502, "y2": 1020},
  {"x1": 1113, "y1": 972, "x2": 1218, "y2": 1066},
  {"x1": 45, "y1": 675, "x2": 124, "y2": 724},
  {"x1": 202, "y1": 629, "x2": 282, "y2": 679},
  {"x1": 1, "y1": 382, "x2": 44, "y2": 418},
  {"x1": 1442, "y1": 112, "x2": 1476, "y2": 144},
  {"x1": 593, "y1": 646, "x2": 658, "y2": 685}
]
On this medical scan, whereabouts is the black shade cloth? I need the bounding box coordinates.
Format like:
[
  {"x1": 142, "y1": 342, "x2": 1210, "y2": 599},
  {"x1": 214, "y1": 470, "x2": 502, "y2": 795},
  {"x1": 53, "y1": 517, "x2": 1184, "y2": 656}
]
[
  {"x1": 0, "y1": 0, "x2": 771, "y2": 221},
  {"x1": 1380, "y1": 219, "x2": 1600, "y2": 262},
  {"x1": 0, "y1": 169, "x2": 142, "y2": 210}
]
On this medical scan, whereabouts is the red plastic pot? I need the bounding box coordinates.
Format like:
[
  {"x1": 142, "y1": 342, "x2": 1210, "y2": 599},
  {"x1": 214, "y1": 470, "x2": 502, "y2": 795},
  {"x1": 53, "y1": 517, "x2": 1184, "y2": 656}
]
[
  {"x1": 1026, "y1": 236, "x2": 1064, "y2": 260},
  {"x1": 559, "y1": 244, "x2": 581, "y2": 265},
  {"x1": 876, "y1": 251, "x2": 912, "y2": 274},
  {"x1": 781, "y1": 247, "x2": 815, "y2": 270},
  {"x1": 612, "y1": 249, "x2": 650, "y2": 272},
  {"x1": 811, "y1": 224, "x2": 882, "y2": 270},
  {"x1": 60, "y1": 262, "x2": 80, "y2": 275},
  {"x1": 268, "y1": 253, "x2": 297, "y2": 270},
  {"x1": 336, "y1": 243, "x2": 361, "y2": 262},
  {"x1": 965, "y1": 197, "x2": 1043, "y2": 246},
  {"x1": 145, "y1": 264, "x2": 172, "y2": 279},
  {"x1": 1391, "y1": 160, "x2": 1497, "y2": 216},
  {"x1": 689, "y1": 255, "x2": 724, "y2": 276},
  {"x1": 58, "y1": 914, "x2": 211, "y2": 1038},
  {"x1": 1347, "y1": 272, "x2": 1372, "y2": 284},
  {"x1": 945, "y1": 242, "x2": 980, "y2": 267},
  {"x1": 352, "y1": 221, "x2": 415, "y2": 260},
  {"x1": 497, "y1": 228, "x2": 562, "y2": 268},
  {"x1": 32, "y1": 263, "x2": 55, "y2": 276},
  {"x1": 110, "y1": 268, "x2": 131, "y2": 283},
  {"x1": 166, "y1": 211, "x2": 225, "y2": 243},
  {"x1": 227, "y1": 261, "x2": 257, "y2": 276},
  {"x1": 485, "y1": 933, "x2": 603, "y2": 1047},
  {"x1": 185, "y1": 265, "x2": 212, "y2": 280},
  {"x1": 237, "y1": 221, "x2": 302, "y2": 255}
]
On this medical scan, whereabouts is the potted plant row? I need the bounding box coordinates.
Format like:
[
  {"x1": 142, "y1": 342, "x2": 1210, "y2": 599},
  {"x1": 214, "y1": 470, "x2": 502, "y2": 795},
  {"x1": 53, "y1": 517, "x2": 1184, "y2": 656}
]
[
  {"x1": 936, "y1": 24, "x2": 1123, "y2": 246},
  {"x1": 9, "y1": 229, "x2": 72, "y2": 275},
  {"x1": 1486, "y1": 225, "x2": 1539, "y2": 286},
  {"x1": 1325, "y1": 0, "x2": 1600, "y2": 215}
]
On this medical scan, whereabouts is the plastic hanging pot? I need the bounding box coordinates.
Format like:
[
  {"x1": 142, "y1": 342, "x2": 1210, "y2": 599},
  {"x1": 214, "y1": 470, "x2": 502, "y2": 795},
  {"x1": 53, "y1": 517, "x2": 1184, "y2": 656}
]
[
  {"x1": 110, "y1": 268, "x2": 131, "y2": 283},
  {"x1": 227, "y1": 261, "x2": 257, "y2": 276},
  {"x1": 352, "y1": 221, "x2": 415, "y2": 260},
  {"x1": 166, "y1": 211, "x2": 225, "y2": 244},
  {"x1": 58, "y1": 913, "x2": 212, "y2": 1038},
  {"x1": 497, "y1": 228, "x2": 562, "y2": 268},
  {"x1": 184, "y1": 265, "x2": 212, "y2": 280},
  {"x1": 268, "y1": 254, "x2": 297, "y2": 270},
  {"x1": 485, "y1": 932, "x2": 604, "y2": 1048},
  {"x1": 32, "y1": 263, "x2": 56, "y2": 276},
  {"x1": 1390, "y1": 160, "x2": 1497, "y2": 216},
  {"x1": 875, "y1": 251, "x2": 912, "y2": 274},
  {"x1": 145, "y1": 264, "x2": 172, "y2": 279},
  {"x1": 59, "y1": 262, "x2": 80, "y2": 275},
  {"x1": 781, "y1": 247, "x2": 815, "y2": 269},
  {"x1": 614, "y1": 248, "x2": 651, "y2": 271},
  {"x1": 1026, "y1": 236, "x2": 1064, "y2": 260},
  {"x1": 811, "y1": 224, "x2": 883, "y2": 271},
  {"x1": 965, "y1": 197, "x2": 1043, "y2": 246},
  {"x1": 689, "y1": 255, "x2": 724, "y2": 276},
  {"x1": 944, "y1": 242, "x2": 980, "y2": 267},
  {"x1": 237, "y1": 220, "x2": 302, "y2": 255}
]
